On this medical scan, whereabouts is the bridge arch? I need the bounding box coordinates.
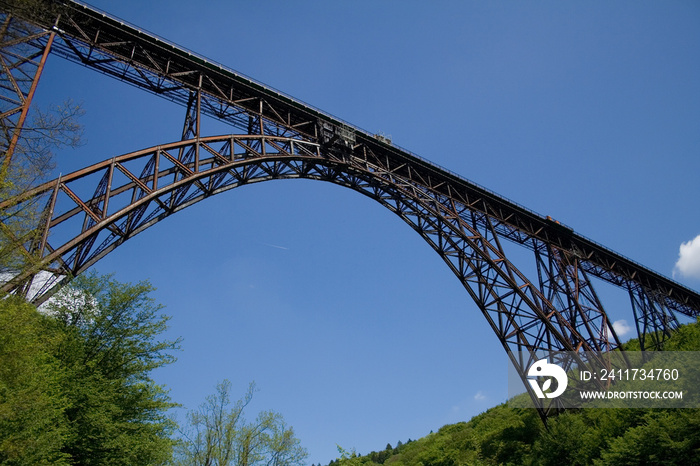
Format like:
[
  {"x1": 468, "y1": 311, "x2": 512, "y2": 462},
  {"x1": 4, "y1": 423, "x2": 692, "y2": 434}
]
[{"x1": 1, "y1": 133, "x2": 618, "y2": 419}]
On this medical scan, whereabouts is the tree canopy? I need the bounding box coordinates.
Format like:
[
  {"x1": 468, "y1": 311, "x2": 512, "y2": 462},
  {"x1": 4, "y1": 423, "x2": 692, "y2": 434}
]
[
  {"x1": 0, "y1": 272, "x2": 180, "y2": 464},
  {"x1": 175, "y1": 380, "x2": 308, "y2": 466}
]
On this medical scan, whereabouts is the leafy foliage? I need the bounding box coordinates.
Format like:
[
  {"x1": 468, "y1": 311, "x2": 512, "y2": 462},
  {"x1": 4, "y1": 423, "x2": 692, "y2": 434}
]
[
  {"x1": 175, "y1": 380, "x2": 308, "y2": 466},
  {"x1": 46, "y1": 272, "x2": 181, "y2": 465},
  {"x1": 0, "y1": 295, "x2": 69, "y2": 465},
  {"x1": 0, "y1": 272, "x2": 180, "y2": 464}
]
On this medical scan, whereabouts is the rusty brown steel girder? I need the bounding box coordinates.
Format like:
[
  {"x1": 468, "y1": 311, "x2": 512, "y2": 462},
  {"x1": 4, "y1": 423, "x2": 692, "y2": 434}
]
[
  {"x1": 0, "y1": 133, "x2": 613, "y2": 419},
  {"x1": 0, "y1": 13, "x2": 55, "y2": 172}
]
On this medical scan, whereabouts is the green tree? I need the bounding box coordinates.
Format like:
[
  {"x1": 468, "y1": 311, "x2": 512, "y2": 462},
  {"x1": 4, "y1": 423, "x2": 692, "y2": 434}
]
[
  {"x1": 335, "y1": 445, "x2": 366, "y2": 466},
  {"x1": 1, "y1": 273, "x2": 179, "y2": 464},
  {"x1": 44, "y1": 271, "x2": 180, "y2": 465},
  {"x1": 0, "y1": 295, "x2": 69, "y2": 465},
  {"x1": 175, "y1": 380, "x2": 307, "y2": 466},
  {"x1": 597, "y1": 410, "x2": 700, "y2": 465}
]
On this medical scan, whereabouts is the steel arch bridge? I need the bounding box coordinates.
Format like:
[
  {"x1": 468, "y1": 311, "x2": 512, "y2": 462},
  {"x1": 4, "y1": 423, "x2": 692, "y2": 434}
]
[{"x1": 1, "y1": 0, "x2": 699, "y2": 421}]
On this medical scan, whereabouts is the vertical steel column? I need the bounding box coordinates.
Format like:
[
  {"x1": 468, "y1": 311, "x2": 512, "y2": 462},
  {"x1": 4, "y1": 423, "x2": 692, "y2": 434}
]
[
  {"x1": 169, "y1": 86, "x2": 203, "y2": 208},
  {"x1": 181, "y1": 87, "x2": 201, "y2": 141},
  {"x1": 0, "y1": 14, "x2": 55, "y2": 175},
  {"x1": 628, "y1": 284, "x2": 680, "y2": 351}
]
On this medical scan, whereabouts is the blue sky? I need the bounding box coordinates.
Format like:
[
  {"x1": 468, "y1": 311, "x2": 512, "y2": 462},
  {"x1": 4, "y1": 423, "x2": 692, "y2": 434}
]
[{"x1": 31, "y1": 1, "x2": 700, "y2": 463}]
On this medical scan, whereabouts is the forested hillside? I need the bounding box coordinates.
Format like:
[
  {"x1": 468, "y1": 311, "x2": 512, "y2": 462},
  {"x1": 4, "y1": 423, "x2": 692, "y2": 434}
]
[{"x1": 325, "y1": 320, "x2": 700, "y2": 466}]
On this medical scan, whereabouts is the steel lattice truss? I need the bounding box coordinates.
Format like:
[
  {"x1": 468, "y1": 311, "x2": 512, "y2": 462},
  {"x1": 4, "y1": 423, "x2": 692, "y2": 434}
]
[
  {"x1": 0, "y1": 11, "x2": 54, "y2": 164},
  {"x1": 1, "y1": 133, "x2": 616, "y2": 415},
  {"x1": 1, "y1": 0, "x2": 699, "y2": 420}
]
